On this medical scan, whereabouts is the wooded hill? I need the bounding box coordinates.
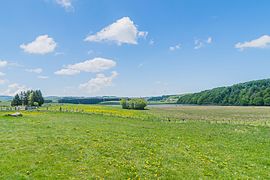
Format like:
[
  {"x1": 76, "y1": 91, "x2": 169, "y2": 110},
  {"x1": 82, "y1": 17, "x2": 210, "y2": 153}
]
[{"x1": 177, "y1": 79, "x2": 270, "y2": 106}]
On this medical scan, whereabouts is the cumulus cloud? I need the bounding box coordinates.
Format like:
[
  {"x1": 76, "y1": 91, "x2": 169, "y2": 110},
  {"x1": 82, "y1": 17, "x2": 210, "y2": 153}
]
[
  {"x1": 26, "y1": 68, "x2": 43, "y2": 74},
  {"x1": 4, "y1": 83, "x2": 29, "y2": 96},
  {"x1": 235, "y1": 35, "x2": 270, "y2": 50},
  {"x1": 169, "y1": 44, "x2": 181, "y2": 51},
  {"x1": 0, "y1": 60, "x2": 8, "y2": 68},
  {"x1": 84, "y1": 17, "x2": 147, "y2": 45},
  {"x1": 20, "y1": 35, "x2": 57, "y2": 54},
  {"x1": 79, "y1": 71, "x2": 118, "y2": 94},
  {"x1": 55, "y1": 57, "x2": 116, "y2": 76},
  {"x1": 56, "y1": 0, "x2": 72, "y2": 9}
]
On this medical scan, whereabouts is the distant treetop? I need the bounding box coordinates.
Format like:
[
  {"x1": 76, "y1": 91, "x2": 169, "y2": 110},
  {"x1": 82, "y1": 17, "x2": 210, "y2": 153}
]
[{"x1": 177, "y1": 79, "x2": 270, "y2": 106}]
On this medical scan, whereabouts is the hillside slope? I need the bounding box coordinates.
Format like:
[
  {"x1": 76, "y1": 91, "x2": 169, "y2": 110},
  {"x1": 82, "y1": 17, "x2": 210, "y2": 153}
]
[{"x1": 177, "y1": 79, "x2": 270, "y2": 106}]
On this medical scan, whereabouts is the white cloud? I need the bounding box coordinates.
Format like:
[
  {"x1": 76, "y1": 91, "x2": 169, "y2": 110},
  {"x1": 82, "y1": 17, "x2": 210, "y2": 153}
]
[
  {"x1": 38, "y1": 75, "x2": 49, "y2": 79},
  {"x1": 194, "y1": 37, "x2": 212, "y2": 50},
  {"x1": 138, "y1": 31, "x2": 148, "y2": 38},
  {"x1": 55, "y1": 57, "x2": 116, "y2": 76},
  {"x1": 26, "y1": 68, "x2": 43, "y2": 74},
  {"x1": 4, "y1": 83, "x2": 29, "y2": 96},
  {"x1": 207, "y1": 37, "x2": 212, "y2": 44},
  {"x1": 55, "y1": 68, "x2": 80, "y2": 76},
  {"x1": 194, "y1": 39, "x2": 204, "y2": 49},
  {"x1": 84, "y1": 17, "x2": 147, "y2": 45},
  {"x1": 0, "y1": 60, "x2": 8, "y2": 68},
  {"x1": 79, "y1": 71, "x2": 118, "y2": 94},
  {"x1": 235, "y1": 35, "x2": 270, "y2": 50},
  {"x1": 20, "y1": 35, "x2": 57, "y2": 54},
  {"x1": 0, "y1": 72, "x2": 5, "y2": 76},
  {"x1": 169, "y1": 44, "x2": 181, "y2": 51},
  {"x1": 56, "y1": 0, "x2": 72, "y2": 9},
  {"x1": 67, "y1": 58, "x2": 116, "y2": 72}
]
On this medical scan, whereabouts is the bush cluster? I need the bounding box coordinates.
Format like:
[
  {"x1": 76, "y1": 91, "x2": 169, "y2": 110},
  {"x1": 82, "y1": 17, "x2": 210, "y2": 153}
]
[
  {"x1": 120, "y1": 98, "x2": 147, "y2": 110},
  {"x1": 11, "y1": 90, "x2": 44, "y2": 107}
]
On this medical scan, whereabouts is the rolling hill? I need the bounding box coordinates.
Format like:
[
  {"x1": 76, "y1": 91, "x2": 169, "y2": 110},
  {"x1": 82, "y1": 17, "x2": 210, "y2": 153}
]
[{"x1": 177, "y1": 79, "x2": 270, "y2": 106}]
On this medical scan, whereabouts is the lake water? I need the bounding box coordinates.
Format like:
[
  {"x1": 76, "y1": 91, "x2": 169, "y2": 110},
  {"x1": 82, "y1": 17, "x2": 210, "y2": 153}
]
[{"x1": 106, "y1": 104, "x2": 193, "y2": 108}]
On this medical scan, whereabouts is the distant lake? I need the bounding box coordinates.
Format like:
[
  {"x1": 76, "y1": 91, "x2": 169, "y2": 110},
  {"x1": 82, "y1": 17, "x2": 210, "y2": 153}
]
[
  {"x1": 147, "y1": 104, "x2": 179, "y2": 108},
  {"x1": 147, "y1": 104, "x2": 201, "y2": 108},
  {"x1": 105, "y1": 104, "x2": 192, "y2": 108}
]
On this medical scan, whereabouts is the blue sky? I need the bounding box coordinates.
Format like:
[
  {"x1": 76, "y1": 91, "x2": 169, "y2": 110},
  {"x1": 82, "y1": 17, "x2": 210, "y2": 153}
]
[{"x1": 1, "y1": 0, "x2": 270, "y2": 97}]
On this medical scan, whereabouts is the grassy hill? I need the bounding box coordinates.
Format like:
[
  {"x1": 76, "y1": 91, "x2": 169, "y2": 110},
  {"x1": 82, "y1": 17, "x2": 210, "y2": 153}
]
[{"x1": 177, "y1": 79, "x2": 270, "y2": 106}]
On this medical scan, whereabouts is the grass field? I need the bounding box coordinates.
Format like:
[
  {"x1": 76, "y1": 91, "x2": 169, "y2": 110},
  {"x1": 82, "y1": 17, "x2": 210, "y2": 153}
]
[
  {"x1": 0, "y1": 105, "x2": 269, "y2": 179},
  {"x1": 148, "y1": 105, "x2": 270, "y2": 126}
]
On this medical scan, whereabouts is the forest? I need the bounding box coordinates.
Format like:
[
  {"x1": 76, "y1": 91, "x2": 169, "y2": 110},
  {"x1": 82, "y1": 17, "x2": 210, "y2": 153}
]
[{"x1": 177, "y1": 79, "x2": 270, "y2": 106}]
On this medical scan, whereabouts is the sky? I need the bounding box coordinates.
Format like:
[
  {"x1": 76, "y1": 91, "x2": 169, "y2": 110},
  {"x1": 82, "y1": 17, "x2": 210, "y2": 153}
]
[{"x1": 1, "y1": 0, "x2": 270, "y2": 97}]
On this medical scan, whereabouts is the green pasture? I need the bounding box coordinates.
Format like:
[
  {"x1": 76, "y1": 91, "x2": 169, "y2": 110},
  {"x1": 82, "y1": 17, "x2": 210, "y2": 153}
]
[{"x1": 0, "y1": 105, "x2": 269, "y2": 179}]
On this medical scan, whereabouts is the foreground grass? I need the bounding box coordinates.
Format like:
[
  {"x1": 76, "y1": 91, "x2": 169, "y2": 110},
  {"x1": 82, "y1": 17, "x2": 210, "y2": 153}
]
[{"x1": 0, "y1": 110, "x2": 269, "y2": 179}]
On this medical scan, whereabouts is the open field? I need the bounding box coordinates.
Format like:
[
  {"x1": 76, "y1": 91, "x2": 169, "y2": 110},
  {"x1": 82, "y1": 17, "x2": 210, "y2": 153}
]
[
  {"x1": 0, "y1": 105, "x2": 270, "y2": 179},
  {"x1": 0, "y1": 101, "x2": 12, "y2": 107},
  {"x1": 148, "y1": 105, "x2": 270, "y2": 126},
  {"x1": 42, "y1": 104, "x2": 270, "y2": 126}
]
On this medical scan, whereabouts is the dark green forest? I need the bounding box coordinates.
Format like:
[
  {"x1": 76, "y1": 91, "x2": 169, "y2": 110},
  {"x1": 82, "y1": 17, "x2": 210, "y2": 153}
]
[{"x1": 177, "y1": 79, "x2": 270, "y2": 106}]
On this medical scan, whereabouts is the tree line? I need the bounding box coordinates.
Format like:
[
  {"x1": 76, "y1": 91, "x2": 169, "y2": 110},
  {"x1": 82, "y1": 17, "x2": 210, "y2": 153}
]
[
  {"x1": 58, "y1": 97, "x2": 121, "y2": 104},
  {"x1": 177, "y1": 79, "x2": 270, "y2": 106},
  {"x1": 11, "y1": 90, "x2": 44, "y2": 107}
]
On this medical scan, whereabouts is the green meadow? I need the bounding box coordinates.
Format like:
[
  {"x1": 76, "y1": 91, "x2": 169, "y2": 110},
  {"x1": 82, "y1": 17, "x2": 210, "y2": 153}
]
[{"x1": 0, "y1": 105, "x2": 269, "y2": 179}]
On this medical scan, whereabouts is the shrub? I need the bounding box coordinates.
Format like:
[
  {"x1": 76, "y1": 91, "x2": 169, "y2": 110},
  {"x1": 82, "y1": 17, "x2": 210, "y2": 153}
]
[
  {"x1": 120, "y1": 99, "x2": 128, "y2": 109},
  {"x1": 133, "y1": 98, "x2": 147, "y2": 110},
  {"x1": 120, "y1": 98, "x2": 147, "y2": 110}
]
